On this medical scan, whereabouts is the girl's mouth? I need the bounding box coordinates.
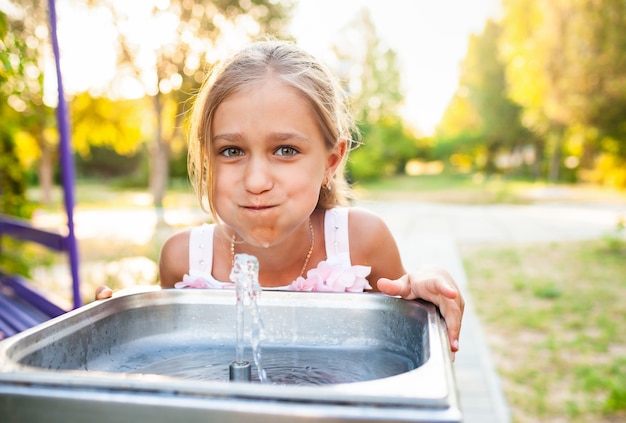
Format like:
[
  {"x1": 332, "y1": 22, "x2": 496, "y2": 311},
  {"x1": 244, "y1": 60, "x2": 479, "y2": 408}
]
[{"x1": 243, "y1": 204, "x2": 275, "y2": 211}]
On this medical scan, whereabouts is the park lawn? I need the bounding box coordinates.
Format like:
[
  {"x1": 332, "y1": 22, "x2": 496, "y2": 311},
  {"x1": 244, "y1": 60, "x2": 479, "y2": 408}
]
[
  {"x1": 354, "y1": 173, "x2": 534, "y2": 203},
  {"x1": 460, "y1": 239, "x2": 626, "y2": 423},
  {"x1": 29, "y1": 179, "x2": 198, "y2": 211},
  {"x1": 356, "y1": 174, "x2": 626, "y2": 205}
]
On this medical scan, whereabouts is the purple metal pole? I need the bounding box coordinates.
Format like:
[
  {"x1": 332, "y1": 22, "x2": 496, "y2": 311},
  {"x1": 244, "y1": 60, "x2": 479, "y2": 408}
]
[{"x1": 47, "y1": 0, "x2": 82, "y2": 309}]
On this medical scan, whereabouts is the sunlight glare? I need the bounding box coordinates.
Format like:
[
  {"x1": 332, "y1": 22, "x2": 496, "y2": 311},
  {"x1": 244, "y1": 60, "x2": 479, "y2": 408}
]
[
  {"x1": 289, "y1": 0, "x2": 501, "y2": 134},
  {"x1": 49, "y1": 0, "x2": 499, "y2": 134}
]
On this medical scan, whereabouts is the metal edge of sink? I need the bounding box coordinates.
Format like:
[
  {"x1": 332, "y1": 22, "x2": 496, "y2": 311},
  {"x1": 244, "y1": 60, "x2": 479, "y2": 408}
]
[{"x1": 0, "y1": 289, "x2": 460, "y2": 420}]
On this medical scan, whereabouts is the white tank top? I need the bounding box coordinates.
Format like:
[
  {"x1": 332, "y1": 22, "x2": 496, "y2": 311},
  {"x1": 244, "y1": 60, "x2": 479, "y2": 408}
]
[{"x1": 185, "y1": 207, "x2": 352, "y2": 288}]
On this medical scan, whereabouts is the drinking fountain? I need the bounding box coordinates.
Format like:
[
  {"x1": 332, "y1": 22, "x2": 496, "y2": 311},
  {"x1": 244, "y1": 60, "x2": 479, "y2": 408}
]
[{"x1": 0, "y1": 288, "x2": 461, "y2": 422}]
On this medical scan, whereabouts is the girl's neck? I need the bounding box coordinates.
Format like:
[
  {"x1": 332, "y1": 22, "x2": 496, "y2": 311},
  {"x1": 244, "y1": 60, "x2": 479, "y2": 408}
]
[{"x1": 223, "y1": 210, "x2": 323, "y2": 287}]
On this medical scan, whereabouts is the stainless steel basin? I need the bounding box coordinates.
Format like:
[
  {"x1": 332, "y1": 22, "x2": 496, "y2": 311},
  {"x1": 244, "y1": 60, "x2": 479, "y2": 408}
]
[{"x1": 0, "y1": 288, "x2": 461, "y2": 422}]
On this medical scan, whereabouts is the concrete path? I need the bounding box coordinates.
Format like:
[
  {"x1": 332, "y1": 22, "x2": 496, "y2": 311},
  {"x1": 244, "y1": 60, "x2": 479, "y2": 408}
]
[{"x1": 359, "y1": 199, "x2": 625, "y2": 423}]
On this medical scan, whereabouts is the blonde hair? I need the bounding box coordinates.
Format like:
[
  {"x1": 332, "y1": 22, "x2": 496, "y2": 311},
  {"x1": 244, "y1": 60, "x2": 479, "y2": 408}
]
[{"x1": 187, "y1": 40, "x2": 358, "y2": 220}]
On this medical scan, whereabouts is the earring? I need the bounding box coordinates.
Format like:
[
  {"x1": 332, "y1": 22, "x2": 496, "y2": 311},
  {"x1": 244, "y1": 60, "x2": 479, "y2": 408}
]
[{"x1": 323, "y1": 176, "x2": 332, "y2": 191}]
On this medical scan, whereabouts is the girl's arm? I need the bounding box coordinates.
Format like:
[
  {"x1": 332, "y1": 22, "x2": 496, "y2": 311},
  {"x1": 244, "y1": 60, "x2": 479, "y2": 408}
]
[
  {"x1": 348, "y1": 207, "x2": 465, "y2": 358},
  {"x1": 377, "y1": 267, "x2": 464, "y2": 360},
  {"x1": 158, "y1": 230, "x2": 191, "y2": 289}
]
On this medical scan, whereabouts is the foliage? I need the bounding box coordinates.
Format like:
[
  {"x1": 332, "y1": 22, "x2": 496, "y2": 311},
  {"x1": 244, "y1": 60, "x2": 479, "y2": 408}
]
[
  {"x1": 1, "y1": 9, "x2": 39, "y2": 277},
  {"x1": 0, "y1": 0, "x2": 293, "y2": 209},
  {"x1": 435, "y1": 93, "x2": 483, "y2": 173},
  {"x1": 4, "y1": 0, "x2": 626, "y2": 194},
  {"x1": 71, "y1": 93, "x2": 149, "y2": 157},
  {"x1": 334, "y1": 8, "x2": 404, "y2": 125},
  {"x1": 0, "y1": 132, "x2": 34, "y2": 218},
  {"x1": 436, "y1": 20, "x2": 532, "y2": 176},
  {"x1": 0, "y1": 10, "x2": 35, "y2": 218},
  {"x1": 461, "y1": 20, "x2": 530, "y2": 173},
  {"x1": 74, "y1": 145, "x2": 143, "y2": 179},
  {"x1": 349, "y1": 115, "x2": 423, "y2": 181},
  {"x1": 501, "y1": 0, "x2": 626, "y2": 184},
  {"x1": 436, "y1": 0, "x2": 626, "y2": 189},
  {"x1": 332, "y1": 9, "x2": 418, "y2": 181},
  {"x1": 0, "y1": 11, "x2": 8, "y2": 75},
  {"x1": 1, "y1": 0, "x2": 59, "y2": 205}
]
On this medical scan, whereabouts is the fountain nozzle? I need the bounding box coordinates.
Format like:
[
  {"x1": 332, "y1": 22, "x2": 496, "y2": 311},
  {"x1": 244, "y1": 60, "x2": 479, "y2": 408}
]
[{"x1": 229, "y1": 360, "x2": 252, "y2": 382}]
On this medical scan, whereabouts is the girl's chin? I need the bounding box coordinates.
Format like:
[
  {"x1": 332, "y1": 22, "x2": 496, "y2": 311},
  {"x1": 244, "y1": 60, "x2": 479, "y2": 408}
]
[
  {"x1": 236, "y1": 229, "x2": 279, "y2": 250},
  {"x1": 241, "y1": 238, "x2": 273, "y2": 249}
]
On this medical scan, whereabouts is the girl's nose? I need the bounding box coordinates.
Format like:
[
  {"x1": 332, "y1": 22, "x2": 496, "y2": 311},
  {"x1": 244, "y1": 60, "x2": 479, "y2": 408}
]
[{"x1": 243, "y1": 157, "x2": 273, "y2": 194}]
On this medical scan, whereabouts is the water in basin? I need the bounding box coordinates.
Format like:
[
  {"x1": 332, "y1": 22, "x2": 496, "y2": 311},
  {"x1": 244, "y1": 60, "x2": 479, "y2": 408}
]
[
  {"x1": 86, "y1": 341, "x2": 414, "y2": 384},
  {"x1": 75, "y1": 254, "x2": 416, "y2": 385}
]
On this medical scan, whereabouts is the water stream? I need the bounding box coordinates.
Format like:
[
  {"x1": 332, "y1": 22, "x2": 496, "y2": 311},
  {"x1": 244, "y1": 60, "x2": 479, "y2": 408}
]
[{"x1": 229, "y1": 253, "x2": 268, "y2": 383}]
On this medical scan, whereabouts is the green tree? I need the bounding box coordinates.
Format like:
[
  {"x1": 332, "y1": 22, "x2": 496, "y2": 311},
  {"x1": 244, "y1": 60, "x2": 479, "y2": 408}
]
[
  {"x1": 501, "y1": 0, "x2": 626, "y2": 186},
  {"x1": 336, "y1": 9, "x2": 404, "y2": 125},
  {"x1": 70, "y1": 93, "x2": 148, "y2": 158},
  {"x1": 435, "y1": 90, "x2": 484, "y2": 172},
  {"x1": 350, "y1": 115, "x2": 422, "y2": 180},
  {"x1": 461, "y1": 20, "x2": 530, "y2": 174},
  {"x1": 1, "y1": 0, "x2": 57, "y2": 205},
  {"x1": 436, "y1": 20, "x2": 532, "y2": 176},
  {"x1": 1, "y1": 10, "x2": 26, "y2": 217},
  {"x1": 565, "y1": 1, "x2": 626, "y2": 186},
  {"x1": 333, "y1": 8, "x2": 416, "y2": 180}
]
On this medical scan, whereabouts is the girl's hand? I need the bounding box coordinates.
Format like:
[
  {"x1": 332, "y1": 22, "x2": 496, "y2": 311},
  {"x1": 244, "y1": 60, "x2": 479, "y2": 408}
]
[
  {"x1": 377, "y1": 266, "x2": 465, "y2": 360},
  {"x1": 95, "y1": 286, "x2": 113, "y2": 300}
]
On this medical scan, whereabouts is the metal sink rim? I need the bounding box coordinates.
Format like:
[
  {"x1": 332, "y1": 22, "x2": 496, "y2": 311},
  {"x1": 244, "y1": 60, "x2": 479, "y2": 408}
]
[{"x1": 0, "y1": 288, "x2": 456, "y2": 409}]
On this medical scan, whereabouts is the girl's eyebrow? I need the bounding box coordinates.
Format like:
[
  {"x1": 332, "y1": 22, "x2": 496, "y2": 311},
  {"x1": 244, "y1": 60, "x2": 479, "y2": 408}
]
[
  {"x1": 270, "y1": 131, "x2": 308, "y2": 142},
  {"x1": 213, "y1": 131, "x2": 308, "y2": 143},
  {"x1": 212, "y1": 133, "x2": 242, "y2": 143}
]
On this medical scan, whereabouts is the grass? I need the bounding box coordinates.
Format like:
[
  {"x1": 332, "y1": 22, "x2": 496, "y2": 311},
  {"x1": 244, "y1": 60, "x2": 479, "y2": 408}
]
[
  {"x1": 461, "y1": 238, "x2": 626, "y2": 422},
  {"x1": 355, "y1": 173, "x2": 626, "y2": 204},
  {"x1": 29, "y1": 178, "x2": 198, "y2": 210},
  {"x1": 354, "y1": 173, "x2": 533, "y2": 203}
]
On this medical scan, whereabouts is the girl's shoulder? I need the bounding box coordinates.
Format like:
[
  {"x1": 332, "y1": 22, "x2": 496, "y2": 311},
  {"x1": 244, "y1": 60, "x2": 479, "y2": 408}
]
[
  {"x1": 345, "y1": 205, "x2": 398, "y2": 257},
  {"x1": 161, "y1": 228, "x2": 192, "y2": 254},
  {"x1": 159, "y1": 229, "x2": 193, "y2": 287},
  {"x1": 346, "y1": 206, "x2": 389, "y2": 233},
  {"x1": 322, "y1": 206, "x2": 388, "y2": 244},
  {"x1": 344, "y1": 206, "x2": 405, "y2": 283}
]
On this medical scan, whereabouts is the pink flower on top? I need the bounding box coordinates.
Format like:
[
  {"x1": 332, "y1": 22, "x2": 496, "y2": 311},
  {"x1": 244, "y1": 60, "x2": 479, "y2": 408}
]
[{"x1": 288, "y1": 260, "x2": 372, "y2": 293}]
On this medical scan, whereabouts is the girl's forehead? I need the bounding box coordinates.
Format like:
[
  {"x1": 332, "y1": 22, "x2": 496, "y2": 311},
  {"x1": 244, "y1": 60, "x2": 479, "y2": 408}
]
[
  {"x1": 217, "y1": 75, "x2": 311, "y2": 113},
  {"x1": 234, "y1": 74, "x2": 295, "y2": 98},
  {"x1": 211, "y1": 75, "x2": 322, "y2": 138}
]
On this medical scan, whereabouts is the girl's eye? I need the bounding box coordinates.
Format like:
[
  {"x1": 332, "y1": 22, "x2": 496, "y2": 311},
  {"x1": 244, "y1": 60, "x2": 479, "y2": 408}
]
[
  {"x1": 275, "y1": 146, "x2": 298, "y2": 157},
  {"x1": 221, "y1": 147, "x2": 243, "y2": 157}
]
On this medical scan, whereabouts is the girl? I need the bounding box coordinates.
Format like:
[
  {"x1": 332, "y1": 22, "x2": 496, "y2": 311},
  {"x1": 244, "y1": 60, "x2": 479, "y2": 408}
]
[{"x1": 97, "y1": 40, "x2": 464, "y2": 358}]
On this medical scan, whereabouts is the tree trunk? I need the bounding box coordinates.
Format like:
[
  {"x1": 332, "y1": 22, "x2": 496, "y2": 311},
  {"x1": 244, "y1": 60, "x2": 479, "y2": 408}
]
[
  {"x1": 548, "y1": 129, "x2": 562, "y2": 182},
  {"x1": 149, "y1": 137, "x2": 169, "y2": 208},
  {"x1": 148, "y1": 93, "x2": 170, "y2": 223},
  {"x1": 532, "y1": 139, "x2": 544, "y2": 181}
]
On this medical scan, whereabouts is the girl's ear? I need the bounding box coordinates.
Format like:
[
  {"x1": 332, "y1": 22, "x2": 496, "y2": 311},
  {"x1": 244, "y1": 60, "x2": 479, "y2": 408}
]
[{"x1": 326, "y1": 138, "x2": 347, "y2": 174}]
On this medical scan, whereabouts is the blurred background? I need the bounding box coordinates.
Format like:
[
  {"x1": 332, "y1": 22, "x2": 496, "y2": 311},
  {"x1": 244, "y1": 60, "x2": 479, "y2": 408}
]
[{"x1": 1, "y1": 1, "x2": 625, "y2": 422}]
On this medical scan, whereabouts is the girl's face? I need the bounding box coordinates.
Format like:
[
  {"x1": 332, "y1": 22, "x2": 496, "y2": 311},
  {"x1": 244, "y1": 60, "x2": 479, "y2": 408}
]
[{"x1": 211, "y1": 75, "x2": 344, "y2": 248}]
